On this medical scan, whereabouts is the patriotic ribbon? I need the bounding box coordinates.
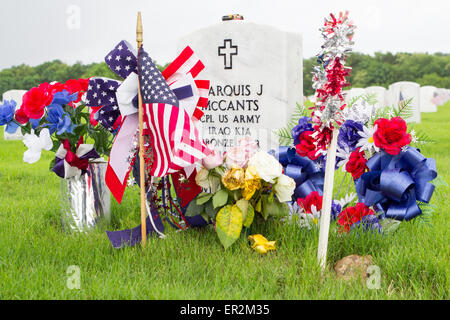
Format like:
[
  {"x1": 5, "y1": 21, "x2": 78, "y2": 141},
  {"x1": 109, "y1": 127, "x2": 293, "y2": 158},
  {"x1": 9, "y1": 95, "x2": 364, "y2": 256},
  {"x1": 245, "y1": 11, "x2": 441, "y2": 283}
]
[
  {"x1": 272, "y1": 146, "x2": 325, "y2": 200},
  {"x1": 52, "y1": 138, "x2": 100, "y2": 179},
  {"x1": 86, "y1": 40, "x2": 209, "y2": 204},
  {"x1": 355, "y1": 147, "x2": 437, "y2": 221}
]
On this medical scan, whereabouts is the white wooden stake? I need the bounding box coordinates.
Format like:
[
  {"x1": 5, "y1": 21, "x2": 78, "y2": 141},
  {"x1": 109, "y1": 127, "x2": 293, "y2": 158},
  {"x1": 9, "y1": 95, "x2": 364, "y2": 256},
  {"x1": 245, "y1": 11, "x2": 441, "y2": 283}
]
[{"x1": 317, "y1": 128, "x2": 339, "y2": 271}]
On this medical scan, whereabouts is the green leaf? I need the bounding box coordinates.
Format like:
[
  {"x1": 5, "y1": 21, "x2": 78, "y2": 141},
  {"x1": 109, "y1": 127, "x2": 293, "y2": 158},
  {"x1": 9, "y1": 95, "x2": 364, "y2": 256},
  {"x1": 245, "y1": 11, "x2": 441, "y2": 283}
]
[
  {"x1": 204, "y1": 200, "x2": 218, "y2": 219},
  {"x1": 196, "y1": 192, "x2": 212, "y2": 205},
  {"x1": 255, "y1": 198, "x2": 262, "y2": 213},
  {"x1": 243, "y1": 203, "x2": 255, "y2": 228},
  {"x1": 236, "y1": 199, "x2": 249, "y2": 221},
  {"x1": 185, "y1": 199, "x2": 205, "y2": 217},
  {"x1": 379, "y1": 218, "x2": 401, "y2": 234},
  {"x1": 212, "y1": 189, "x2": 228, "y2": 208},
  {"x1": 261, "y1": 195, "x2": 289, "y2": 220},
  {"x1": 215, "y1": 205, "x2": 243, "y2": 249}
]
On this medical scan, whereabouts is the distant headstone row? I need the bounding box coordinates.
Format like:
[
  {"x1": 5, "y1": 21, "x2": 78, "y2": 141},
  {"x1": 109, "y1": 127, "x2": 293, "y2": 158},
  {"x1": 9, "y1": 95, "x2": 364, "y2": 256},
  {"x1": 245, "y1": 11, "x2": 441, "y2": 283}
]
[{"x1": 309, "y1": 83, "x2": 450, "y2": 124}]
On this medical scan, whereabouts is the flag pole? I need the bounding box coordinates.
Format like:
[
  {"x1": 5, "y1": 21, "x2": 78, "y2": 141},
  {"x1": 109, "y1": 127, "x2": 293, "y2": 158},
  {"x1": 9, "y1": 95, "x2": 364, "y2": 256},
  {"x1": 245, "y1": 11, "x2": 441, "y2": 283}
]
[
  {"x1": 317, "y1": 127, "x2": 339, "y2": 271},
  {"x1": 136, "y1": 12, "x2": 147, "y2": 248}
]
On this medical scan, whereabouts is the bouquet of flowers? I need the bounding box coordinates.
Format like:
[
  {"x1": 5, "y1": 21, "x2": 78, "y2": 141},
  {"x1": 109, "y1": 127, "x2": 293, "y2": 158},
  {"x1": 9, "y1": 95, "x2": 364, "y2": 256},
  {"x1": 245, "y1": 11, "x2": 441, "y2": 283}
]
[
  {"x1": 275, "y1": 11, "x2": 438, "y2": 234},
  {"x1": 185, "y1": 138, "x2": 296, "y2": 249},
  {"x1": 283, "y1": 96, "x2": 438, "y2": 233},
  {"x1": 0, "y1": 79, "x2": 113, "y2": 179}
]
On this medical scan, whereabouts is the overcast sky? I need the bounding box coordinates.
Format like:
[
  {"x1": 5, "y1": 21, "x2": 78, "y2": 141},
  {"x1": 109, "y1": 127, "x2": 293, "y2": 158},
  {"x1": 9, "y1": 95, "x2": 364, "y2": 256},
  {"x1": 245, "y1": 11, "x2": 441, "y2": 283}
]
[{"x1": 0, "y1": 0, "x2": 449, "y2": 71}]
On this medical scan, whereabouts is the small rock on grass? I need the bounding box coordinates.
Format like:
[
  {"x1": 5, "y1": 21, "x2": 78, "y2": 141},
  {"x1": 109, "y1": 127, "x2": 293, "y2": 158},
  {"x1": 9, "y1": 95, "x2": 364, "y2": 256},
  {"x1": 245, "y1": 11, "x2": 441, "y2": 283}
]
[{"x1": 334, "y1": 254, "x2": 373, "y2": 280}]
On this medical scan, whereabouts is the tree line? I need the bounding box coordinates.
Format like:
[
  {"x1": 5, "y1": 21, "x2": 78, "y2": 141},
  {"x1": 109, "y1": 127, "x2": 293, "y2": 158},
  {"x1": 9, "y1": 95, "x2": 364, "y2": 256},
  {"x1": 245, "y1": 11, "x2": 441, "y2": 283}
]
[
  {"x1": 304, "y1": 52, "x2": 450, "y2": 96},
  {"x1": 0, "y1": 52, "x2": 448, "y2": 98}
]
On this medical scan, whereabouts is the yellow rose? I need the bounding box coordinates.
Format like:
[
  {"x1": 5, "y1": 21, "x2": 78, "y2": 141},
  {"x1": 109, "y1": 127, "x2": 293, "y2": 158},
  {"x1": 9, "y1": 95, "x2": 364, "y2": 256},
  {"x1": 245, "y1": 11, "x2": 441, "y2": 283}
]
[
  {"x1": 222, "y1": 166, "x2": 245, "y2": 190},
  {"x1": 248, "y1": 234, "x2": 276, "y2": 254},
  {"x1": 242, "y1": 165, "x2": 261, "y2": 200}
]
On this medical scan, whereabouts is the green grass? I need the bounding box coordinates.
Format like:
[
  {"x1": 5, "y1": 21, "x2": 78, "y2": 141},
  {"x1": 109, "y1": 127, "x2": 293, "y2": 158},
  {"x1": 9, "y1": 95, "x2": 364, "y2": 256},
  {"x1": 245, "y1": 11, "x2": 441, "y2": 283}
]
[{"x1": 0, "y1": 103, "x2": 449, "y2": 300}]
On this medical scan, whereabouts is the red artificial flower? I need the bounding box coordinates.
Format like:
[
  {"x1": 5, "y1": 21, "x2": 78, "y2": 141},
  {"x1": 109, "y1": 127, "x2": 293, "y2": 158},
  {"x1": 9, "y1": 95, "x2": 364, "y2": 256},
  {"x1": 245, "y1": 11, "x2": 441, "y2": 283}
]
[
  {"x1": 78, "y1": 78, "x2": 90, "y2": 92},
  {"x1": 48, "y1": 82, "x2": 65, "y2": 94},
  {"x1": 337, "y1": 203, "x2": 375, "y2": 232},
  {"x1": 296, "y1": 130, "x2": 320, "y2": 160},
  {"x1": 64, "y1": 78, "x2": 90, "y2": 104},
  {"x1": 345, "y1": 148, "x2": 368, "y2": 180},
  {"x1": 297, "y1": 191, "x2": 323, "y2": 214},
  {"x1": 373, "y1": 117, "x2": 412, "y2": 155},
  {"x1": 14, "y1": 107, "x2": 29, "y2": 124},
  {"x1": 21, "y1": 83, "x2": 54, "y2": 119},
  {"x1": 313, "y1": 124, "x2": 333, "y2": 152}
]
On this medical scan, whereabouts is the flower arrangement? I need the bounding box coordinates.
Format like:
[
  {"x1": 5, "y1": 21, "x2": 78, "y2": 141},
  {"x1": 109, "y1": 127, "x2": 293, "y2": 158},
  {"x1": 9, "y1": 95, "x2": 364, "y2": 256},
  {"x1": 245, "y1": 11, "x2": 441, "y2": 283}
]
[
  {"x1": 279, "y1": 96, "x2": 438, "y2": 233},
  {"x1": 0, "y1": 79, "x2": 113, "y2": 178},
  {"x1": 274, "y1": 11, "x2": 438, "y2": 235},
  {"x1": 185, "y1": 138, "x2": 296, "y2": 249}
]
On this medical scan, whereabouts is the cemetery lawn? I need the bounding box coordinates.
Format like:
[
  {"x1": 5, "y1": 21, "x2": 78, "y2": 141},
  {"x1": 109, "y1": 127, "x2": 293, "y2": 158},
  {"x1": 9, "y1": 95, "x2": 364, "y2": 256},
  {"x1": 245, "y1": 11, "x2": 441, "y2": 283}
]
[{"x1": 0, "y1": 103, "x2": 449, "y2": 300}]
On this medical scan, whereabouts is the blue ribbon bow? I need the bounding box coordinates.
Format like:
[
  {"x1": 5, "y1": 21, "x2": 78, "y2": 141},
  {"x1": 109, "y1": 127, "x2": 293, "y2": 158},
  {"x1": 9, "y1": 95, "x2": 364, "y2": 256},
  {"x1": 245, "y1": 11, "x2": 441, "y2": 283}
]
[
  {"x1": 355, "y1": 146, "x2": 437, "y2": 221},
  {"x1": 272, "y1": 146, "x2": 325, "y2": 200}
]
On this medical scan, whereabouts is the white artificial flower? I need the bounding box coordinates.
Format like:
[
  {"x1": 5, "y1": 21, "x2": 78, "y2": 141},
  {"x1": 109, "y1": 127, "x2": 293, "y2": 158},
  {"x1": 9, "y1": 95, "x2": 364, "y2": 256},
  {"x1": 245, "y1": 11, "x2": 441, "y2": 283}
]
[
  {"x1": 247, "y1": 151, "x2": 283, "y2": 183},
  {"x1": 23, "y1": 128, "x2": 53, "y2": 164},
  {"x1": 342, "y1": 97, "x2": 375, "y2": 124},
  {"x1": 273, "y1": 174, "x2": 296, "y2": 202},
  {"x1": 195, "y1": 167, "x2": 210, "y2": 189},
  {"x1": 287, "y1": 201, "x2": 321, "y2": 230},
  {"x1": 194, "y1": 167, "x2": 220, "y2": 192},
  {"x1": 337, "y1": 192, "x2": 357, "y2": 208},
  {"x1": 336, "y1": 144, "x2": 351, "y2": 171},
  {"x1": 355, "y1": 124, "x2": 379, "y2": 156}
]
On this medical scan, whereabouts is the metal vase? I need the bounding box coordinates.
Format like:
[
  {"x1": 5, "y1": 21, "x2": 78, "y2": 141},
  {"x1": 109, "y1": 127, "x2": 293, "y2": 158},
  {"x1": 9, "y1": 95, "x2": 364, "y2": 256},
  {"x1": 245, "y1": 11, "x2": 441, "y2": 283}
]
[{"x1": 60, "y1": 160, "x2": 111, "y2": 232}]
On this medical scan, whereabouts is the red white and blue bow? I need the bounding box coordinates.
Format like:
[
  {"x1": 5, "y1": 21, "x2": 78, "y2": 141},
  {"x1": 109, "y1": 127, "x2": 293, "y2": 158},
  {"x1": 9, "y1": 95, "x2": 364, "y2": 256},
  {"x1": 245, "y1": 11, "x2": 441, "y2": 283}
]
[
  {"x1": 52, "y1": 138, "x2": 100, "y2": 179},
  {"x1": 85, "y1": 40, "x2": 210, "y2": 203}
]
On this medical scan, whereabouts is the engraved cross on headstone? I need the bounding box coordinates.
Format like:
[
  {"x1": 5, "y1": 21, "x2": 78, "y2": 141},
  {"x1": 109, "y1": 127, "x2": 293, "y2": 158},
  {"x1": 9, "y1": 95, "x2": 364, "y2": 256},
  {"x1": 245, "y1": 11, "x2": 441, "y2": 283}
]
[{"x1": 218, "y1": 39, "x2": 238, "y2": 70}]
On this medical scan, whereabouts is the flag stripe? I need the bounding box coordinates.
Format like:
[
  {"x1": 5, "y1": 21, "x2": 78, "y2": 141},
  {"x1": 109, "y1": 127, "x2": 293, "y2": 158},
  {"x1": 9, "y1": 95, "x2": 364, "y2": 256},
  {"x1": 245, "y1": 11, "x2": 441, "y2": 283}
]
[
  {"x1": 197, "y1": 97, "x2": 208, "y2": 108},
  {"x1": 189, "y1": 60, "x2": 205, "y2": 78},
  {"x1": 162, "y1": 46, "x2": 194, "y2": 80}
]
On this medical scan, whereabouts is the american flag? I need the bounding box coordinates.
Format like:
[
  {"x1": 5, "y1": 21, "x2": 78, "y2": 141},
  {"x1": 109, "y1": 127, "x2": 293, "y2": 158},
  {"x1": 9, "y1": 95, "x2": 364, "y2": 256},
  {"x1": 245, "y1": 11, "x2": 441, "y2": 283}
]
[{"x1": 138, "y1": 46, "x2": 210, "y2": 177}]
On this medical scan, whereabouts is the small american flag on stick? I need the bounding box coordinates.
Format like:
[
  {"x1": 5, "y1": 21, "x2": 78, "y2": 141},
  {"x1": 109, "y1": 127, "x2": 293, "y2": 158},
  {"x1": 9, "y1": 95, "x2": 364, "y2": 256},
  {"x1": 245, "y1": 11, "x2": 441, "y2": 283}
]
[{"x1": 138, "y1": 47, "x2": 210, "y2": 177}]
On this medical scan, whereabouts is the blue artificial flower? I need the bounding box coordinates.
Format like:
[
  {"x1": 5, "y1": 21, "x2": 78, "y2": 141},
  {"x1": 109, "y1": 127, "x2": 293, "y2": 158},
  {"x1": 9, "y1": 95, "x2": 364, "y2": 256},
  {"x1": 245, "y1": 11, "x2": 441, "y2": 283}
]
[
  {"x1": 331, "y1": 201, "x2": 342, "y2": 221},
  {"x1": 0, "y1": 100, "x2": 20, "y2": 133},
  {"x1": 338, "y1": 120, "x2": 364, "y2": 151},
  {"x1": 291, "y1": 116, "x2": 313, "y2": 145},
  {"x1": 51, "y1": 89, "x2": 78, "y2": 106},
  {"x1": 29, "y1": 117, "x2": 41, "y2": 129},
  {"x1": 45, "y1": 104, "x2": 74, "y2": 135},
  {"x1": 0, "y1": 100, "x2": 16, "y2": 125}
]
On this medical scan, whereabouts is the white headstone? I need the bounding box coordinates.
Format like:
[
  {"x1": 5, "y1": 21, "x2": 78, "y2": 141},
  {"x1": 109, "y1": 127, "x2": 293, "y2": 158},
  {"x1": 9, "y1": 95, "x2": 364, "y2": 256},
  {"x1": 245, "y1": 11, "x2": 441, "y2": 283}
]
[
  {"x1": 365, "y1": 86, "x2": 387, "y2": 110},
  {"x1": 178, "y1": 20, "x2": 302, "y2": 151},
  {"x1": 343, "y1": 88, "x2": 366, "y2": 104},
  {"x1": 420, "y1": 86, "x2": 438, "y2": 113},
  {"x1": 2, "y1": 90, "x2": 26, "y2": 140},
  {"x1": 433, "y1": 88, "x2": 450, "y2": 106},
  {"x1": 388, "y1": 81, "x2": 421, "y2": 123}
]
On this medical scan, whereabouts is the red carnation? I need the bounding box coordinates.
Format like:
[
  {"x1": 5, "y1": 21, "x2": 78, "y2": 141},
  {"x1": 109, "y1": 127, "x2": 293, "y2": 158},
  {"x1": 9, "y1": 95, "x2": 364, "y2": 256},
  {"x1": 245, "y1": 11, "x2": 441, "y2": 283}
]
[
  {"x1": 337, "y1": 203, "x2": 375, "y2": 232},
  {"x1": 21, "y1": 83, "x2": 54, "y2": 119},
  {"x1": 373, "y1": 117, "x2": 411, "y2": 155},
  {"x1": 14, "y1": 107, "x2": 29, "y2": 124},
  {"x1": 297, "y1": 191, "x2": 323, "y2": 214},
  {"x1": 345, "y1": 148, "x2": 367, "y2": 180},
  {"x1": 296, "y1": 130, "x2": 320, "y2": 160}
]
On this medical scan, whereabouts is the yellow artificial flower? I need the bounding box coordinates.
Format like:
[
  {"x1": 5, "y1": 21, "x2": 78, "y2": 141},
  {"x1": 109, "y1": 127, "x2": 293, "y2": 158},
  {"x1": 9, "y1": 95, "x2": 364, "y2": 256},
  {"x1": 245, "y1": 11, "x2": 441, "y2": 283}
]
[
  {"x1": 242, "y1": 165, "x2": 262, "y2": 200},
  {"x1": 222, "y1": 166, "x2": 245, "y2": 190},
  {"x1": 248, "y1": 234, "x2": 276, "y2": 254}
]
